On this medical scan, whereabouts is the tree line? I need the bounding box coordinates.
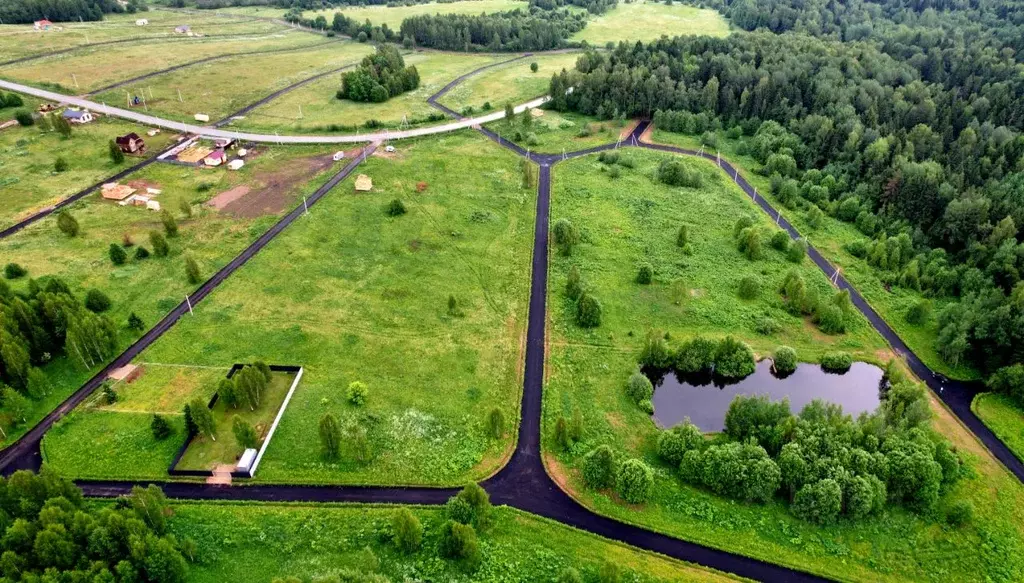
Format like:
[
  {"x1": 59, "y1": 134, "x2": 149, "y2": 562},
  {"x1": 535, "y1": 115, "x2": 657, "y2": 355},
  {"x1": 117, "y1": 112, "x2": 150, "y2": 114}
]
[
  {"x1": 399, "y1": 8, "x2": 586, "y2": 51},
  {"x1": 529, "y1": 0, "x2": 617, "y2": 15},
  {"x1": 0, "y1": 471, "x2": 191, "y2": 582},
  {"x1": 549, "y1": 26, "x2": 1024, "y2": 380},
  {"x1": 339, "y1": 44, "x2": 419, "y2": 103},
  {"x1": 0, "y1": 0, "x2": 138, "y2": 24}
]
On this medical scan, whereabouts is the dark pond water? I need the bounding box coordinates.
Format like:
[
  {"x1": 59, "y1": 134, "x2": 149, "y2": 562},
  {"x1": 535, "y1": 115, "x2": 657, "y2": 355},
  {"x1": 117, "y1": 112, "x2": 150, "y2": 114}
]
[{"x1": 650, "y1": 359, "x2": 885, "y2": 432}]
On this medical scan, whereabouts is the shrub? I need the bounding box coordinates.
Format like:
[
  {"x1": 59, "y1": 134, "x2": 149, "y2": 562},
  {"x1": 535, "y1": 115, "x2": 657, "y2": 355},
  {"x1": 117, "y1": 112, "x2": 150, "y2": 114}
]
[
  {"x1": 582, "y1": 445, "x2": 616, "y2": 489},
  {"x1": 806, "y1": 205, "x2": 825, "y2": 230},
  {"x1": 737, "y1": 227, "x2": 764, "y2": 260},
  {"x1": 714, "y1": 337, "x2": 756, "y2": 379},
  {"x1": 638, "y1": 332, "x2": 672, "y2": 369},
  {"x1": 787, "y1": 238, "x2": 807, "y2": 263},
  {"x1": 57, "y1": 210, "x2": 80, "y2": 237},
  {"x1": 530, "y1": 61, "x2": 539, "y2": 72},
  {"x1": 392, "y1": 508, "x2": 422, "y2": 553},
  {"x1": 657, "y1": 421, "x2": 704, "y2": 466},
  {"x1": 552, "y1": 218, "x2": 580, "y2": 256},
  {"x1": 738, "y1": 275, "x2": 761, "y2": 299},
  {"x1": 565, "y1": 265, "x2": 583, "y2": 300},
  {"x1": 446, "y1": 483, "x2": 491, "y2": 528},
  {"x1": 987, "y1": 364, "x2": 1024, "y2": 405},
  {"x1": 733, "y1": 216, "x2": 755, "y2": 238},
  {"x1": 179, "y1": 199, "x2": 193, "y2": 218},
  {"x1": 676, "y1": 224, "x2": 689, "y2": 248},
  {"x1": 127, "y1": 312, "x2": 145, "y2": 331},
  {"x1": 770, "y1": 230, "x2": 790, "y2": 251},
  {"x1": 638, "y1": 398, "x2": 654, "y2": 414},
  {"x1": 905, "y1": 299, "x2": 932, "y2": 325},
  {"x1": 608, "y1": 165, "x2": 621, "y2": 179},
  {"x1": 486, "y1": 407, "x2": 505, "y2": 438},
  {"x1": 151, "y1": 414, "x2": 172, "y2": 440},
  {"x1": 319, "y1": 413, "x2": 342, "y2": 460},
  {"x1": 347, "y1": 381, "x2": 368, "y2": 406},
  {"x1": 149, "y1": 231, "x2": 169, "y2": 257},
  {"x1": 754, "y1": 315, "x2": 780, "y2": 335},
  {"x1": 557, "y1": 568, "x2": 583, "y2": 583},
  {"x1": 15, "y1": 110, "x2": 33, "y2": 126},
  {"x1": 575, "y1": 293, "x2": 602, "y2": 327},
  {"x1": 184, "y1": 255, "x2": 201, "y2": 284},
  {"x1": 53, "y1": 157, "x2": 68, "y2": 173},
  {"x1": 815, "y1": 304, "x2": 846, "y2": 334},
  {"x1": 625, "y1": 369, "x2": 653, "y2": 404},
  {"x1": 108, "y1": 243, "x2": 128, "y2": 266},
  {"x1": 792, "y1": 478, "x2": 842, "y2": 524},
  {"x1": 232, "y1": 416, "x2": 259, "y2": 449},
  {"x1": 616, "y1": 459, "x2": 653, "y2": 503},
  {"x1": 636, "y1": 263, "x2": 653, "y2": 284},
  {"x1": 657, "y1": 159, "x2": 702, "y2": 188},
  {"x1": 946, "y1": 500, "x2": 974, "y2": 527},
  {"x1": 3, "y1": 263, "x2": 26, "y2": 279},
  {"x1": 598, "y1": 151, "x2": 619, "y2": 165},
  {"x1": 773, "y1": 346, "x2": 797, "y2": 374},
  {"x1": 84, "y1": 289, "x2": 112, "y2": 313},
  {"x1": 438, "y1": 521, "x2": 481, "y2": 568},
  {"x1": 675, "y1": 336, "x2": 717, "y2": 373},
  {"x1": 134, "y1": 246, "x2": 150, "y2": 260},
  {"x1": 386, "y1": 199, "x2": 407, "y2": 216},
  {"x1": 160, "y1": 209, "x2": 178, "y2": 237},
  {"x1": 821, "y1": 351, "x2": 853, "y2": 373},
  {"x1": 109, "y1": 139, "x2": 125, "y2": 164},
  {"x1": 101, "y1": 383, "x2": 117, "y2": 405}
]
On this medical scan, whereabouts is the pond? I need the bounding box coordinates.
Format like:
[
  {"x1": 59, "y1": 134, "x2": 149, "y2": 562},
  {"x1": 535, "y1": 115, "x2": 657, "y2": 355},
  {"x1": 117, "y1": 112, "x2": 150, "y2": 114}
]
[{"x1": 650, "y1": 359, "x2": 885, "y2": 432}]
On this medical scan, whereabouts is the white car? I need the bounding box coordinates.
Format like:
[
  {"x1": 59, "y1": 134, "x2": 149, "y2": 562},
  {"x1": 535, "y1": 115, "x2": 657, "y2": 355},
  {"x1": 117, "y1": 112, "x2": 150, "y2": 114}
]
[
  {"x1": 333, "y1": 151, "x2": 345, "y2": 161},
  {"x1": 385, "y1": 145, "x2": 396, "y2": 153}
]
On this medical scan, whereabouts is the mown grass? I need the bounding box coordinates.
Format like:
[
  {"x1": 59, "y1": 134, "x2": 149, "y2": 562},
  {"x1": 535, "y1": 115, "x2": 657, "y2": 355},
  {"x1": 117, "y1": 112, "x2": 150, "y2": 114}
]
[
  {"x1": 222, "y1": 0, "x2": 529, "y2": 29},
  {"x1": 541, "y1": 149, "x2": 1024, "y2": 582},
  {"x1": 168, "y1": 502, "x2": 742, "y2": 582},
  {"x1": 2, "y1": 145, "x2": 345, "y2": 450},
  {"x1": 0, "y1": 118, "x2": 174, "y2": 229},
  {"x1": 0, "y1": 30, "x2": 321, "y2": 93},
  {"x1": 43, "y1": 364, "x2": 227, "y2": 479},
  {"x1": 177, "y1": 370, "x2": 296, "y2": 471},
  {"x1": 92, "y1": 41, "x2": 375, "y2": 124},
  {"x1": 486, "y1": 110, "x2": 637, "y2": 154},
  {"x1": 233, "y1": 51, "x2": 502, "y2": 133},
  {"x1": 439, "y1": 52, "x2": 581, "y2": 114},
  {"x1": 66, "y1": 131, "x2": 534, "y2": 486},
  {"x1": 570, "y1": 1, "x2": 730, "y2": 45},
  {"x1": 0, "y1": 11, "x2": 286, "y2": 61},
  {"x1": 973, "y1": 393, "x2": 1024, "y2": 463},
  {"x1": 648, "y1": 128, "x2": 979, "y2": 381}
]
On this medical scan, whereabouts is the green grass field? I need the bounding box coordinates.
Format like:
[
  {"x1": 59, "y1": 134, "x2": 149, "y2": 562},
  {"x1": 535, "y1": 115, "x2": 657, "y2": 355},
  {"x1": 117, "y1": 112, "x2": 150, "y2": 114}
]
[
  {"x1": 176, "y1": 370, "x2": 296, "y2": 471},
  {"x1": 4, "y1": 144, "x2": 345, "y2": 450},
  {"x1": 486, "y1": 111, "x2": 641, "y2": 154},
  {"x1": 169, "y1": 502, "x2": 741, "y2": 582},
  {"x1": 440, "y1": 53, "x2": 581, "y2": 114},
  {"x1": 0, "y1": 11, "x2": 286, "y2": 61},
  {"x1": 92, "y1": 41, "x2": 375, "y2": 123},
  {"x1": 0, "y1": 31, "x2": 321, "y2": 93},
  {"x1": 648, "y1": 128, "x2": 979, "y2": 381},
  {"x1": 223, "y1": 0, "x2": 529, "y2": 29},
  {"x1": 973, "y1": 393, "x2": 1024, "y2": 463},
  {"x1": 231, "y1": 51, "x2": 501, "y2": 133},
  {"x1": 539, "y1": 148, "x2": 1024, "y2": 582},
  {"x1": 570, "y1": 2, "x2": 730, "y2": 45},
  {"x1": 47, "y1": 131, "x2": 535, "y2": 486},
  {"x1": 0, "y1": 118, "x2": 174, "y2": 229}
]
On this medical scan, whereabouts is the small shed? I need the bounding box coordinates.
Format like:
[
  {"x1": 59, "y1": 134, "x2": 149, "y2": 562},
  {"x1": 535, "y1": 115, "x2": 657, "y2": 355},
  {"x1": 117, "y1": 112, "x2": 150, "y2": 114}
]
[
  {"x1": 194, "y1": 113, "x2": 210, "y2": 123},
  {"x1": 227, "y1": 159, "x2": 244, "y2": 170},
  {"x1": 204, "y1": 149, "x2": 226, "y2": 167},
  {"x1": 354, "y1": 174, "x2": 373, "y2": 192},
  {"x1": 236, "y1": 448, "x2": 258, "y2": 473},
  {"x1": 213, "y1": 138, "x2": 236, "y2": 150},
  {"x1": 115, "y1": 132, "x2": 146, "y2": 154},
  {"x1": 33, "y1": 20, "x2": 53, "y2": 31},
  {"x1": 101, "y1": 183, "x2": 136, "y2": 201},
  {"x1": 146, "y1": 128, "x2": 161, "y2": 137},
  {"x1": 62, "y1": 109, "x2": 93, "y2": 124},
  {"x1": 174, "y1": 25, "x2": 191, "y2": 34},
  {"x1": 146, "y1": 200, "x2": 161, "y2": 211},
  {"x1": 135, "y1": 18, "x2": 148, "y2": 26}
]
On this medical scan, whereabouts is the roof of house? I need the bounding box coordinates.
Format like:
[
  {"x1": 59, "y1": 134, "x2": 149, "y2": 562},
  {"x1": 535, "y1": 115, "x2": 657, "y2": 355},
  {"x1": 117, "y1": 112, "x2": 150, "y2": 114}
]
[
  {"x1": 62, "y1": 109, "x2": 89, "y2": 119},
  {"x1": 206, "y1": 149, "x2": 226, "y2": 161},
  {"x1": 116, "y1": 132, "x2": 142, "y2": 144},
  {"x1": 35, "y1": 19, "x2": 52, "y2": 25},
  {"x1": 101, "y1": 183, "x2": 136, "y2": 200}
]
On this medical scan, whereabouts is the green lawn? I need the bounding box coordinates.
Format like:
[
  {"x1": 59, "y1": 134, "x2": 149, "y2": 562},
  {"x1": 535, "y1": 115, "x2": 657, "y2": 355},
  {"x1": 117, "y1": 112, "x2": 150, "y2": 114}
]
[
  {"x1": 58, "y1": 131, "x2": 534, "y2": 486},
  {"x1": 0, "y1": 11, "x2": 286, "y2": 61},
  {"x1": 0, "y1": 118, "x2": 174, "y2": 229},
  {"x1": 440, "y1": 52, "x2": 581, "y2": 114},
  {"x1": 647, "y1": 128, "x2": 979, "y2": 381},
  {"x1": 222, "y1": 0, "x2": 529, "y2": 29},
  {"x1": 92, "y1": 41, "x2": 375, "y2": 124},
  {"x1": 231, "y1": 51, "x2": 501, "y2": 134},
  {"x1": 2, "y1": 145, "x2": 346, "y2": 450},
  {"x1": 540, "y1": 149, "x2": 1024, "y2": 582},
  {"x1": 177, "y1": 370, "x2": 297, "y2": 471},
  {"x1": 973, "y1": 393, "x2": 1024, "y2": 463},
  {"x1": 486, "y1": 111, "x2": 640, "y2": 155},
  {"x1": 169, "y1": 502, "x2": 742, "y2": 583},
  {"x1": 0, "y1": 31, "x2": 321, "y2": 93},
  {"x1": 570, "y1": 1, "x2": 730, "y2": 45}
]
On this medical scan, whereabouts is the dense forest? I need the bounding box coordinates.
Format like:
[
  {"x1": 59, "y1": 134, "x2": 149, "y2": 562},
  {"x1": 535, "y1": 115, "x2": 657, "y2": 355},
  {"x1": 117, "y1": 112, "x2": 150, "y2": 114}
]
[
  {"x1": 0, "y1": 0, "x2": 143, "y2": 24},
  {"x1": 399, "y1": 7, "x2": 586, "y2": 51},
  {"x1": 549, "y1": 0, "x2": 1024, "y2": 382},
  {"x1": 338, "y1": 44, "x2": 419, "y2": 102},
  {"x1": 529, "y1": 0, "x2": 617, "y2": 15}
]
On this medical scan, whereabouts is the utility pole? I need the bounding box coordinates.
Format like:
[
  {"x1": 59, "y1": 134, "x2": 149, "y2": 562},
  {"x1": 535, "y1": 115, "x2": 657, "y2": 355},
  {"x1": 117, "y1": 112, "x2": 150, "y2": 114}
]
[
  {"x1": 177, "y1": 89, "x2": 183, "y2": 103},
  {"x1": 185, "y1": 295, "x2": 193, "y2": 315},
  {"x1": 71, "y1": 74, "x2": 79, "y2": 88}
]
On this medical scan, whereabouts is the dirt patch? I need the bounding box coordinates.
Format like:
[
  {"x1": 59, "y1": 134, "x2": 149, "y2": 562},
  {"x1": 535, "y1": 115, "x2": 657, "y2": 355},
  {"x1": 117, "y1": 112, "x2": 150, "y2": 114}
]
[
  {"x1": 639, "y1": 120, "x2": 655, "y2": 144},
  {"x1": 544, "y1": 453, "x2": 579, "y2": 498},
  {"x1": 126, "y1": 178, "x2": 161, "y2": 192},
  {"x1": 619, "y1": 119, "x2": 641, "y2": 140},
  {"x1": 605, "y1": 411, "x2": 626, "y2": 429},
  {"x1": 689, "y1": 288, "x2": 705, "y2": 298},
  {"x1": 218, "y1": 154, "x2": 336, "y2": 218},
  {"x1": 207, "y1": 185, "x2": 251, "y2": 210},
  {"x1": 929, "y1": 392, "x2": 992, "y2": 463},
  {"x1": 372, "y1": 147, "x2": 403, "y2": 161}
]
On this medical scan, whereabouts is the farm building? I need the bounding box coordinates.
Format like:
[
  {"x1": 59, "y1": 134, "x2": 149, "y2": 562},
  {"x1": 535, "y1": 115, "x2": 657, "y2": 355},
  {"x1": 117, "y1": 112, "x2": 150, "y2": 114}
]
[
  {"x1": 194, "y1": 113, "x2": 210, "y2": 123},
  {"x1": 174, "y1": 25, "x2": 191, "y2": 34},
  {"x1": 62, "y1": 109, "x2": 93, "y2": 124},
  {"x1": 33, "y1": 20, "x2": 53, "y2": 31},
  {"x1": 115, "y1": 133, "x2": 146, "y2": 154},
  {"x1": 204, "y1": 149, "x2": 226, "y2": 167},
  {"x1": 354, "y1": 174, "x2": 373, "y2": 191}
]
